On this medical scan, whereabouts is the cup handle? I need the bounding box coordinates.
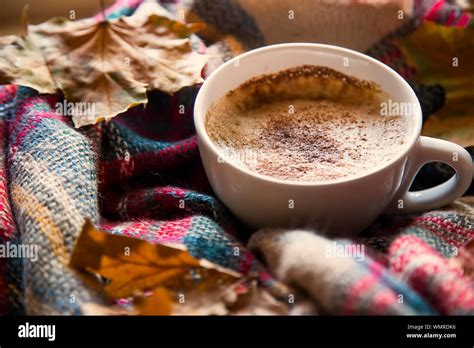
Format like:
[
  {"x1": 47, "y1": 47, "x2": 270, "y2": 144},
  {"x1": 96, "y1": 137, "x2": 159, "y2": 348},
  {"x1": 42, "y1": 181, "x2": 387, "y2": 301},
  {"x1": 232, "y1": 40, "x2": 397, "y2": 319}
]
[{"x1": 386, "y1": 136, "x2": 473, "y2": 214}]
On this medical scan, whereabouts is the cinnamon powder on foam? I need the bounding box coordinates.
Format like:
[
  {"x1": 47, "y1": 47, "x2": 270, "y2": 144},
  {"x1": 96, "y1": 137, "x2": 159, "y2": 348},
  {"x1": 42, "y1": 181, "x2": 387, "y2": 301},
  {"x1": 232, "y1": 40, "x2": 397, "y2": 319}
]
[{"x1": 206, "y1": 65, "x2": 409, "y2": 182}]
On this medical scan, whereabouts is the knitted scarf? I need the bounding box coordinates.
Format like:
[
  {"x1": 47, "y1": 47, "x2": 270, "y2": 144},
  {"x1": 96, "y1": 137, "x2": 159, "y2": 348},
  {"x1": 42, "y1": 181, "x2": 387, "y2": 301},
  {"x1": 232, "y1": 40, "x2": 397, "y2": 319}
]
[{"x1": 0, "y1": 0, "x2": 472, "y2": 315}]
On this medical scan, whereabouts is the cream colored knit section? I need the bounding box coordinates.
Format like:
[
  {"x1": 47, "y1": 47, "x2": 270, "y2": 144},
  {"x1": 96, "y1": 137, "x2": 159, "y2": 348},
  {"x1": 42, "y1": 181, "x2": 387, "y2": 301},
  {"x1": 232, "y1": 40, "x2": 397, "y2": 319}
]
[{"x1": 238, "y1": 0, "x2": 413, "y2": 52}]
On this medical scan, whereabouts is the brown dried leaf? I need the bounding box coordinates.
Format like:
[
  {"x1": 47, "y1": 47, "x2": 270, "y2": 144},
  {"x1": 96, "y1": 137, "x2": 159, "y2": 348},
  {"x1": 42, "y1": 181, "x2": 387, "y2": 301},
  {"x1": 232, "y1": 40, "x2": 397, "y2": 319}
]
[
  {"x1": 70, "y1": 219, "x2": 241, "y2": 315},
  {"x1": 171, "y1": 279, "x2": 245, "y2": 315},
  {"x1": 0, "y1": 2, "x2": 208, "y2": 127},
  {"x1": 229, "y1": 281, "x2": 289, "y2": 315},
  {"x1": 0, "y1": 35, "x2": 56, "y2": 93},
  {"x1": 81, "y1": 290, "x2": 174, "y2": 316},
  {"x1": 81, "y1": 302, "x2": 130, "y2": 316}
]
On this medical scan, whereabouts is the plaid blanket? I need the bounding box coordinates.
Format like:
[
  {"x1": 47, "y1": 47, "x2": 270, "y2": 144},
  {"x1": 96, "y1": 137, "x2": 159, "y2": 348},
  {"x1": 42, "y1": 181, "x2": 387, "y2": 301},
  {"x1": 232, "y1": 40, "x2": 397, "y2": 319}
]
[{"x1": 0, "y1": 0, "x2": 472, "y2": 315}]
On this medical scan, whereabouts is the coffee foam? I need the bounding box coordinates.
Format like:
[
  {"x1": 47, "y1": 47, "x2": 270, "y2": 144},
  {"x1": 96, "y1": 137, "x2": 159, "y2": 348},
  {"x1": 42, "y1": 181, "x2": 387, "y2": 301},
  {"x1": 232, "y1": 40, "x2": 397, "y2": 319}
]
[{"x1": 206, "y1": 65, "x2": 409, "y2": 182}]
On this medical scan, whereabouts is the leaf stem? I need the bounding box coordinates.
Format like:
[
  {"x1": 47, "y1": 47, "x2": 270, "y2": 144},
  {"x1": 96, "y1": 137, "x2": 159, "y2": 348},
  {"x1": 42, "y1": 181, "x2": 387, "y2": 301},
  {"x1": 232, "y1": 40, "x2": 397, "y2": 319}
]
[{"x1": 100, "y1": 0, "x2": 106, "y2": 21}]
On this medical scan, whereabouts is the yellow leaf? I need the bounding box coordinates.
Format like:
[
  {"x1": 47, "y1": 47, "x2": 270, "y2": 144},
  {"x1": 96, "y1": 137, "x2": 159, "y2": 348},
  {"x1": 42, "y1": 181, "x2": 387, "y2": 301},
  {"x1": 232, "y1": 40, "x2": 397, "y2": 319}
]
[
  {"x1": 70, "y1": 219, "x2": 241, "y2": 303},
  {"x1": 396, "y1": 22, "x2": 474, "y2": 147},
  {"x1": 134, "y1": 288, "x2": 173, "y2": 315}
]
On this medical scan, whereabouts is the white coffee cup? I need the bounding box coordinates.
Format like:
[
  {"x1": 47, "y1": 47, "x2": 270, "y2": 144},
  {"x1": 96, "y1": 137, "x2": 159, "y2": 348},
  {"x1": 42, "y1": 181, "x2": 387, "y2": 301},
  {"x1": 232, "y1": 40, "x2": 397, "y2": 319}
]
[{"x1": 194, "y1": 43, "x2": 473, "y2": 235}]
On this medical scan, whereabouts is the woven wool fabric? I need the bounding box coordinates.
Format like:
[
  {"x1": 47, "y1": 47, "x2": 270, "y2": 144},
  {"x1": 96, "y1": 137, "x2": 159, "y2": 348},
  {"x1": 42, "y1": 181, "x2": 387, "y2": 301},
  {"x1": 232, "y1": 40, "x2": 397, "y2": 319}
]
[
  {"x1": 389, "y1": 234, "x2": 474, "y2": 315},
  {"x1": 248, "y1": 229, "x2": 437, "y2": 315},
  {"x1": 0, "y1": 0, "x2": 472, "y2": 315},
  {"x1": 6, "y1": 91, "x2": 103, "y2": 314},
  {"x1": 0, "y1": 85, "x2": 17, "y2": 314}
]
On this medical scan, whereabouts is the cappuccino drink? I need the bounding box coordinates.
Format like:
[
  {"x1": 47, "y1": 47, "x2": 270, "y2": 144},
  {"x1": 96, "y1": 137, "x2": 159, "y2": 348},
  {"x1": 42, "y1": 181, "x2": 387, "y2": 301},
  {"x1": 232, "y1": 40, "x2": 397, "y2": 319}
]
[{"x1": 206, "y1": 65, "x2": 408, "y2": 182}]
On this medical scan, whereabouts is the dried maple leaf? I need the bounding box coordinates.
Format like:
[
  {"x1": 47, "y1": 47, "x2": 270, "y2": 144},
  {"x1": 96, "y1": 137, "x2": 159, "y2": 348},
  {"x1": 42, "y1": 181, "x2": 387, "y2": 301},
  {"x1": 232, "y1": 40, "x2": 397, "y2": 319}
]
[
  {"x1": 70, "y1": 219, "x2": 241, "y2": 315},
  {"x1": 133, "y1": 288, "x2": 173, "y2": 315},
  {"x1": 171, "y1": 278, "x2": 246, "y2": 315},
  {"x1": 80, "y1": 302, "x2": 131, "y2": 316},
  {"x1": 229, "y1": 281, "x2": 289, "y2": 315},
  {"x1": 396, "y1": 22, "x2": 474, "y2": 147},
  {"x1": 0, "y1": 2, "x2": 208, "y2": 127},
  {"x1": 0, "y1": 35, "x2": 55, "y2": 93},
  {"x1": 80, "y1": 289, "x2": 174, "y2": 316}
]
